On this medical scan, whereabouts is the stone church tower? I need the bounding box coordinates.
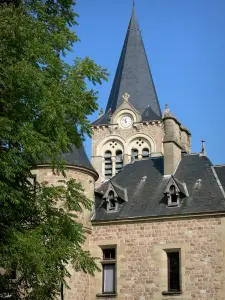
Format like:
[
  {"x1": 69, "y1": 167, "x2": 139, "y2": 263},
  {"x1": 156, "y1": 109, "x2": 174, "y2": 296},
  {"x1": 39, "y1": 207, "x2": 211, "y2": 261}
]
[{"x1": 91, "y1": 5, "x2": 191, "y2": 185}]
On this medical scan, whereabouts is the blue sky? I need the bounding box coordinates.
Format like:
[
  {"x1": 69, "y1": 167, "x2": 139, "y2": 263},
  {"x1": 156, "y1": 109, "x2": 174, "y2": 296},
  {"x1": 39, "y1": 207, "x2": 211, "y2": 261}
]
[{"x1": 66, "y1": 0, "x2": 225, "y2": 165}]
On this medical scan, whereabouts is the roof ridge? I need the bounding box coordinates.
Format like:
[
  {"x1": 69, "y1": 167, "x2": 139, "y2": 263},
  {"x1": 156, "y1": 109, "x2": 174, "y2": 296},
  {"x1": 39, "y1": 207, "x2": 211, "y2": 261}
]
[
  {"x1": 111, "y1": 180, "x2": 125, "y2": 191},
  {"x1": 184, "y1": 152, "x2": 201, "y2": 156},
  {"x1": 211, "y1": 166, "x2": 225, "y2": 199}
]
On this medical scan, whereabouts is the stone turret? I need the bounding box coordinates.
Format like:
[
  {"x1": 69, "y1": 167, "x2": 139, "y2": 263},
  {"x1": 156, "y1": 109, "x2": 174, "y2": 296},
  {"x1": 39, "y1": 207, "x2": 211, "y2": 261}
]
[
  {"x1": 163, "y1": 105, "x2": 191, "y2": 175},
  {"x1": 31, "y1": 145, "x2": 98, "y2": 299},
  {"x1": 33, "y1": 145, "x2": 98, "y2": 228}
]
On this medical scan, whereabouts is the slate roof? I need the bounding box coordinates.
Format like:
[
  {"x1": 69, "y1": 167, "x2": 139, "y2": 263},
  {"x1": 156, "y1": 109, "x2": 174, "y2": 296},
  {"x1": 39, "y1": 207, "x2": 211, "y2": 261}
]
[
  {"x1": 93, "y1": 6, "x2": 162, "y2": 125},
  {"x1": 214, "y1": 165, "x2": 225, "y2": 191},
  {"x1": 38, "y1": 145, "x2": 98, "y2": 176},
  {"x1": 61, "y1": 145, "x2": 97, "y2": 173},
  {"x1": 93, "y1": 154, "x2": 225, "y2": 221}
]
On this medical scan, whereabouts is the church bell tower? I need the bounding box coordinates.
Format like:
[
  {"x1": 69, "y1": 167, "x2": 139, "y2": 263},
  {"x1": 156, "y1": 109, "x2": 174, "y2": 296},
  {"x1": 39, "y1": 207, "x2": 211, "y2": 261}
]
[{"x1": 91, "y1": 4, "x2": 164, "y2": 185}]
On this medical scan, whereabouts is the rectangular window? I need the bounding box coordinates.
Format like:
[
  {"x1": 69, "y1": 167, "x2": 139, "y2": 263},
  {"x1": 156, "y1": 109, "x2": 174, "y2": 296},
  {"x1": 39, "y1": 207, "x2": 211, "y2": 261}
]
[
  {"x1": 167, "y1": 251, "x2": 181, "y2": 292},
  {"x1": 102, "y1": 248, "x2": 116, "y2": 294}
]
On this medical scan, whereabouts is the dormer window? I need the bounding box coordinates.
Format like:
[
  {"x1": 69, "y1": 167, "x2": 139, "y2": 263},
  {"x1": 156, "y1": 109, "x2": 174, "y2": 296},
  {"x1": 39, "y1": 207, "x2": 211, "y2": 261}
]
[
  {"x1": 168, "y1": 185, "x2": 179, "y2": 207},
  {"x1": 107, "y1": 191, "x2": 118, "y2": 212},
  {"x1": 164, "y1": 176, "x2": 188, "y2": 208},
  {"x1": 102, "y1": 181, "x2": 128, "y2": 213}
]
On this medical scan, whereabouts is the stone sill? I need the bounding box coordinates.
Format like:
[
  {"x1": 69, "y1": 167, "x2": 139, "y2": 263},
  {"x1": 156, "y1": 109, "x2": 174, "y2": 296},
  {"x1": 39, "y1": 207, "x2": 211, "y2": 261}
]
[
  {"x1": 162, "y1": 291, "x2": 182, "y2": 296},
  {"x1": 101, "y1": 260, "x2": 116, "y2": 265},
  {"x1": 96, "y1": 293, "x2": 117, "y2": 298}
]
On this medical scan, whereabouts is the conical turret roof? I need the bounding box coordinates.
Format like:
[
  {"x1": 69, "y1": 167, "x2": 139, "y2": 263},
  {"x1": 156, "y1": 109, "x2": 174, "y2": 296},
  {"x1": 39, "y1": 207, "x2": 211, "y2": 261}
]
[
  {"x1": 61, "y1": 145, "x2": 97, "y2": 173},
  {"x1": 37, "y1": 145, "x2": 98, "y2": 179}
]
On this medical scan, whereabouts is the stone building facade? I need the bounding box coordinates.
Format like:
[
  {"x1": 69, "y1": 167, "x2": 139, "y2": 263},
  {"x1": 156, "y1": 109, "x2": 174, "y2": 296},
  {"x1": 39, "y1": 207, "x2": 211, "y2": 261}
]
[
  {"x1": 89, "y1": 216, "x2": 225, "y2": 300},
  {"x1": 36, "y1": 4, "x2": 225, "y2": 300}
]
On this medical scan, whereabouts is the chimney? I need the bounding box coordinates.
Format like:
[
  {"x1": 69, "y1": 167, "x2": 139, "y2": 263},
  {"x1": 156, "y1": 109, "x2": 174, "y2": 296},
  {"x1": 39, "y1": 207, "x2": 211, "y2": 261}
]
[
  {"x1": 163, "y1": 104, "x2": 182, "y2": 175},
  {"x1": 180, "y1": 125, "x2": 191, "y2": 154}
]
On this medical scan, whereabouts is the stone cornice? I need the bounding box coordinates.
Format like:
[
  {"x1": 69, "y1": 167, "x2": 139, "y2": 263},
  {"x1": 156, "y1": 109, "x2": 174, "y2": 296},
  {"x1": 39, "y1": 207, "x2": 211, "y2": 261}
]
[
  {"x1": 34, "y1": 164, "x2": 99, "y2": 181},
  {"x1": 163, "y1": 138, "x2": 182, "y2": 149},
  {"x1": 92, "y1": 211, "x2": 225, "y2": 226}
]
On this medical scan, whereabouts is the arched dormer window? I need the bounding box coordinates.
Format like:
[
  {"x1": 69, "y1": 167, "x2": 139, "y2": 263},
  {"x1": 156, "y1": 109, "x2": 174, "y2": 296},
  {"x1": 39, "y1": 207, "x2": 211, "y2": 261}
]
[
  {"x1": 104, "y1": 151, "x2": 112, "y2": 179},
  {"x1": 131, "y1": 148, "x2": 138, "y2": 161},
  {"x1": 107, "y1": 190, "x2": 116, "y2": 211},
  {"x1": 168, "y1": 185, "x2": 179, "y2": 207},
  {"x1": 116, "y1": 150, "x2": 123, "y2": 174},
  {"x1": 142, "y1": 148, "x2": 150, "y2": 159}
]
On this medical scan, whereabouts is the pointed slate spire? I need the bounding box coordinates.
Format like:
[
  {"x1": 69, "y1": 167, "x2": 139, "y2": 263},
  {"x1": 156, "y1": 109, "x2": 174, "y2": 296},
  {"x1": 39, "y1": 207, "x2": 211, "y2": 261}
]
[{"x1": 94, "y1": 5, "x2": 162, "y2": 125}]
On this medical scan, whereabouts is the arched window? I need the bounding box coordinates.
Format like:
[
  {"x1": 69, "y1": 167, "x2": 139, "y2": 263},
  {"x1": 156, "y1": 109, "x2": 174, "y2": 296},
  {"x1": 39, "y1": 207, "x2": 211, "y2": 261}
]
[
  {"x1": 116, "y1": 150, "x2": 123, "y2": 174},
  {"x1": 142, "y1": 148, "x2": 150, "y2": 159},
  {"x1": 169, "y1": 185, "x2": 178, "y2": 204},
  {"x1": 131, "y1": 148, "x2": 138, "y2": 161},
  {"x1": 108, "y1": 190, "x2": 116, "y2": 211},
  {"x1": 104, "y1": 151, "x2": 112, "y2": 179}
]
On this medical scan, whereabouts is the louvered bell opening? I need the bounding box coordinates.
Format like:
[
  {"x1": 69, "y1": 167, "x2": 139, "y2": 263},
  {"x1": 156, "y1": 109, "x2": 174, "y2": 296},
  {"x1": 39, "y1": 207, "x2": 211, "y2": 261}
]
[
  {"x1": 131, "y1": 148, "x2": 138, "y2": 160},
  {"x1": 116, "y1": 150, "x2": 123, "y2": 174},
  {"x1": 105, "y1": 151, "x2": 112, "y2": 179},
  {"x1": 142, "y1": 148, "x2": 150, "y2": 159}
]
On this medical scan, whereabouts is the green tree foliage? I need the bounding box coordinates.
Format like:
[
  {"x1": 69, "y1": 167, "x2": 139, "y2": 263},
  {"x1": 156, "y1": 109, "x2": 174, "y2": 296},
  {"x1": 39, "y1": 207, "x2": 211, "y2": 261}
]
[{"x1": 0, "y1": 0, "x2": 107, "y2": 298}]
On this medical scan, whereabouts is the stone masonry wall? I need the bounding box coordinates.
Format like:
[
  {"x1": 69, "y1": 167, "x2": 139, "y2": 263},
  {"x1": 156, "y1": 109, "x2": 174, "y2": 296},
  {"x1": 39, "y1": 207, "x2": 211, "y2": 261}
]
[
  {"x1": 92, "y1": 123, "x2": 164, "y2": 185},
  {"x1": 33, "y1": 166, "x2": 95, "y2": 300},
  {"x1": 34, "y1": 167, "x2": 95, "y2": 228},
  {"x1": 89, "y1": 216, "x2": 225, "y2": 300},
  {"x1": 92, "y1": 122, "x2": 164, "y2": 157}
]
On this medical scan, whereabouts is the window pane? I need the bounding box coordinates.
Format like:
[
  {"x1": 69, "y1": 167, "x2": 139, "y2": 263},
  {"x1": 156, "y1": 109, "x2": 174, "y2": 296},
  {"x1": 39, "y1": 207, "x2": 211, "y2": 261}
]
[
  {"x1": 116, "y1": 150, "x2": 122, "y2": 160},
  {"x1": 169, "y1": 185, "x2": 178, "y2": 204},
  {"x1": 105, "y1": 170, "x2": 112, "y2": 175},
  {"x1": 103, "y1": 264, "x2": 115, "y2": 293},
  {"x1": 131, "y1": 149, "x2": 138, "y2": 160},
  {"x1": 142, "y1": 148, "x2": 149, "y2": 158},
  {"x1": 105, "y1": 165, "x2": 113, "y2": 170},
  {"x1": 168, "y1": 252, "x2": 180, "y2": 291},
  {"x1": 105, "y1": 151, "x2": 112, "y2": 179},
  {"x1": 116, "y1": 150, "x2": 123, "y2": 174},
  {"x1": 103, "y1": 248, "x2": 116, "y2": 260},
  {"x1": 104, "y1": 151, "x2": 112, "y2": 158}
]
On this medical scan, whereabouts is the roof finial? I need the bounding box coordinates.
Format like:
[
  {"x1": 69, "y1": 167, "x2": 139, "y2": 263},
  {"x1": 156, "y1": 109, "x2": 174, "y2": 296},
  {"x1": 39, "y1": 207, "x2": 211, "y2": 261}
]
[
  {"x1": 164, "y1": 102, "x2": 170, "y2": 113},
  {"x1": 98, "y1": 108, "x2": 104, "y2": 119},
  {"x1": 122, "y1": 92, "x2": 130, "y2": 102},
  {"x1": 133, "y1": 0, "x2": 135, "y2": 7},
  {"x1": 163, "y1": 103, "x2": 170, "y2": 118},
  {"x1": 201, "y1": 139, "x2": 206, "y2": 156}
]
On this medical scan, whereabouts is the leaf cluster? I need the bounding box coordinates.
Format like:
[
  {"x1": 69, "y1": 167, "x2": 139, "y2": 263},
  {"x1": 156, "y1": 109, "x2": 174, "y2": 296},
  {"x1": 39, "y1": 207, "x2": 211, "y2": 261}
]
[{"x1": 0, "y1": 0, "x2": 107, "y2": 298}]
